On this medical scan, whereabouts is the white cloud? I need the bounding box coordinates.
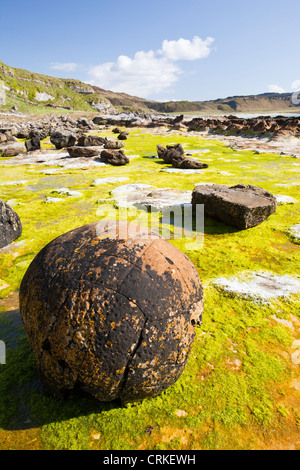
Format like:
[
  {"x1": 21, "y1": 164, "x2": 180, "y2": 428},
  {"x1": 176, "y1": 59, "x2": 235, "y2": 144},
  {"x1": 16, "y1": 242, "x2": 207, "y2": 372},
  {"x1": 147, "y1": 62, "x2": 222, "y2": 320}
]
[
  {"x1": 291, "y1": 80, "x2": 300, "y2": 91},
  {"x1": 89, "y1": 50, "x2": 180, "y2": 97},
  {"x1": 268, "y1": 84, "x2": 285, "y2": 94},
  {"x1": 50, "y1": 62, "x2": 79, "y2": 72},
  {"x1": 160, "y1": 36, "x2": 214, "y2": 61},
  {"x1": 88, "y1": 36, "x2": 214, "y2": 98}
]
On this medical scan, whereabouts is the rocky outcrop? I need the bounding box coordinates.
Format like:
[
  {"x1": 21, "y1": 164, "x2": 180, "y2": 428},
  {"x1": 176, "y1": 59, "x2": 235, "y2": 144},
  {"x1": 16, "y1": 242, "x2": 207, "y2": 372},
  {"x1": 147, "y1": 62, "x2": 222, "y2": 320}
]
[
  {"x1": 192, "y1": 184, "x2": 277, "y2": 229},
  {"x1": 0, "y1": 199, "x2": 22, "y2": 248}
]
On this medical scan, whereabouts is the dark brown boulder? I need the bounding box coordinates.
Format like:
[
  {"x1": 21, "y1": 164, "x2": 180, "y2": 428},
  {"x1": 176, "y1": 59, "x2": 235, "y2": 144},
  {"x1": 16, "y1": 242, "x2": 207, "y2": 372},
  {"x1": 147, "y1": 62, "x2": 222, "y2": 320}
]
[
  {"x1": 25, "y1": 131, "x2": 41, "y2": 152},
  {"x1": 100, "y1": 149, "x2": 129, "y2": 166},
  {"x1": 0, "y1": 199, "x2": 22, "y2": 249},
  {"x1": 0, "y1": 142, "x2": 25, "y2": 157},
  {"x1": 112, "y1": 127, "x2": 121, "y2": 134},
  {"x1": 170, "y1": 155, "x2": 209, "y2": 169},
  {"x1": 103, "y1": 139, "x2": 125, "y2": 149},
  {"x1": 157, "y1": 144, "x2": 208, "y2": 169},
  {"x1": 77, "y1": 135, "x2": 106, "y2": 147},
  {"x1": 192, "y1": 184, "x2": 277, "y2": 229},
  {"x1": 118, "y1": 131, "x2": 129, "y2": 140},
  {"x1": 50, "y1": 130, "x2": 77, "y2": 149},
  {"x1": 67, "y1": 146, "x2": 102, "y2": 158},
  {"x1": 156, "y1": 144, "x2": 184, "y2": 164},
  {"x1": 19, "y1": 221, "x2": 203, "y2": 403}
]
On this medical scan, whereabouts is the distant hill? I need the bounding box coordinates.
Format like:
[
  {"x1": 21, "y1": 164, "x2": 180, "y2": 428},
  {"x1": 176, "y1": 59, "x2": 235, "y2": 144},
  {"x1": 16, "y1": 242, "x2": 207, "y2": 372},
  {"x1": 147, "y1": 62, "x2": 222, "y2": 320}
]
[{"x1": 0, "y1": 60, "x2": 299, "y2": 115}]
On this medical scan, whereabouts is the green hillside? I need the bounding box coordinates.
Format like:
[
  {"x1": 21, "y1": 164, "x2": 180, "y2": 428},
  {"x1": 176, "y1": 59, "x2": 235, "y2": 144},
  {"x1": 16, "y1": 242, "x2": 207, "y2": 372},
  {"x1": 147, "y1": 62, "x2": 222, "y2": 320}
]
[
  {"x1": 0, "y1": 60, "x2": 299, "y2": 115},
  {"x1": 0, "y1": 61, "x2": 114, "y2": 115}
]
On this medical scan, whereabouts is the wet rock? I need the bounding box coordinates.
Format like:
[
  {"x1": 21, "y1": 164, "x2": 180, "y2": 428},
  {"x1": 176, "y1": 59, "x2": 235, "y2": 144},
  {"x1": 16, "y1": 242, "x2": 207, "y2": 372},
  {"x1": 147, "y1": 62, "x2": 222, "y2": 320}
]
[
  {"x1": 19, "y1": 220, "x2": 204, "y2": 403},
  {"x1": 0, "y1": 199, "x2": 22, "y2": 249},
  {"x1": 100, "y1": 149, "x2": 129, "y2": 166},
  {"x1": 192, "y1": 183, "x2": 277, "y2": 229}
]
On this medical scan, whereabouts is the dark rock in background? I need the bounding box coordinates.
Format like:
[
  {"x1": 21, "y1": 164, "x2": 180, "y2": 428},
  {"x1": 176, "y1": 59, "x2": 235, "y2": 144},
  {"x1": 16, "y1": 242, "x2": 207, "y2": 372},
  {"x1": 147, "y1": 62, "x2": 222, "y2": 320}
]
[{"x1": 0, "y1": 199, "x2": 22, "y2": 249}]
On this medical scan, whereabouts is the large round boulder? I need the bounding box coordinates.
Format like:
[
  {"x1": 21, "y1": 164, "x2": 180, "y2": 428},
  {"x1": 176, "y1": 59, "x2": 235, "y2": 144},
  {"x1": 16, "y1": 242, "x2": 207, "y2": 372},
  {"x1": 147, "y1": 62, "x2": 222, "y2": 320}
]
[{"x1": 19, "y1": 221, "x2": 203, "y2": 403}]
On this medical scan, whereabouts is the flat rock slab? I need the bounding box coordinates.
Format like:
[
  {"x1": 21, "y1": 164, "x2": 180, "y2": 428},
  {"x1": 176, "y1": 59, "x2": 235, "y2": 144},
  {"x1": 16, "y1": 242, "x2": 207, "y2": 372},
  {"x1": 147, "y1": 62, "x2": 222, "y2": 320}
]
[
  {"x1": 134, "y1": 188, "x2": 192, "y2": 212},
  {"x1": 286, "y1": 224, "x2": 300, "y2": 244},
  {"x1": 161, "y1": 168, "x2": 208, "y2": 174},
  {"x1": 111, "y1": 184, "x2": 191, "y2": 211},
  {"x1": 0, "y1": 180, "x2": 28, "y2": 186},
  {"x1": 91, "y1": 177, "x2": 129, "y2": 186},
  {"x1": 51, "y1": 187, "x2": 83, "y2": 197},
  {"x1": 212, "y1": 271, "x2": 300, "y2": 303},
  {"x1": 0, "y1": 149, "x2": 109, "y2": 169},
  {"x1": 192, "y1": 183, "x2": 277, "y2": 229},
  {"x1": 275, "y1": 195, "x2": 298, "y2": 205}
]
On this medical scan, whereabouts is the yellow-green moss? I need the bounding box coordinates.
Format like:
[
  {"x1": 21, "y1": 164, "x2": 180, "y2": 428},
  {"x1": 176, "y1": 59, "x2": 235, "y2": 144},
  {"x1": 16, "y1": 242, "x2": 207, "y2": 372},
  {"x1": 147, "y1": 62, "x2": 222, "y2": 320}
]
[{"x1": 0, "y1": 127, "x2": 299, "y2": 450}]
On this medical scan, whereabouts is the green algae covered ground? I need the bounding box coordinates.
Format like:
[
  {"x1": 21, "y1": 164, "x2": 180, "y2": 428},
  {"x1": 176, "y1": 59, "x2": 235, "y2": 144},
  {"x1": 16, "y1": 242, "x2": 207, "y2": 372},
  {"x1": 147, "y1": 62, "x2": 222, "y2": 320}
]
[{"x1": 0, "y1": 126, "x2": 300, "y2": 450}]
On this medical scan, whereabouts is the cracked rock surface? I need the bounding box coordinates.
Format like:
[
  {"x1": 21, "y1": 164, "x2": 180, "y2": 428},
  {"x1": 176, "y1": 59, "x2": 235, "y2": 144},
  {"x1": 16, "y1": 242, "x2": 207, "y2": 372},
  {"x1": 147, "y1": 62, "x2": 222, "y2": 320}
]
[{"x1": 19, "y1": 221, "x2": 203, "y2": 403}]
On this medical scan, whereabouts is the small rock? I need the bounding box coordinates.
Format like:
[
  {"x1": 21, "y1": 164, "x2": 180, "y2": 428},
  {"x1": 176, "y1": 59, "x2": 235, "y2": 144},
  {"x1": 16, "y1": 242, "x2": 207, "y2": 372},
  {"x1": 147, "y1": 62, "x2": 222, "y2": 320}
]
[
  {"x1": 51, "y1": 188, "x2": 83, "y2": 197},
  {"x1": 44, "y1": 197, "x2": 65, "y2": 203},
  {"x1": 118, "y1": 131, "x2": 129, "y2": 140},
  {"x1": 286, "y1": 224, "x2": 300, "y2": 244},
  {"x1": 91, "y1": 177, "x2": 129, "y2": 186},
  {"x1": 175, "y1": 409, "x2": 188, "y2": 417},
  {"x1": 275, "y1": 195, "x2": 298, "y2": 205}
]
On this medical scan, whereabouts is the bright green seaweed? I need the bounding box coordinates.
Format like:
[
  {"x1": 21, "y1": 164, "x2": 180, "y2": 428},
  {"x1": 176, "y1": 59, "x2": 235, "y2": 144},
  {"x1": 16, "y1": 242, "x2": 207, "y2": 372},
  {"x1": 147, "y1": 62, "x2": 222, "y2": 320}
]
[{"x1": 0, "y1": 127, "x2": 299, "y2": 450}]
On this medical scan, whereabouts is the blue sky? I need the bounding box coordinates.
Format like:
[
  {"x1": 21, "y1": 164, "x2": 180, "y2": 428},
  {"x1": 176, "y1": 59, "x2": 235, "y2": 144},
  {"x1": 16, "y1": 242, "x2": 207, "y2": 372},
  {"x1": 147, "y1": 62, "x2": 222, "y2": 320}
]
[{"x1": 1, "y1": 0, "x2": 300, "y2": 101}]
